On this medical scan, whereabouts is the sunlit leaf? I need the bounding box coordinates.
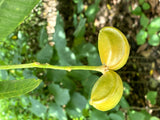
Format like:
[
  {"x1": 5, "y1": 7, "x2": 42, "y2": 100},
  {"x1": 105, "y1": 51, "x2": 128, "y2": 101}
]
[
  {"x1": 53, "y1": 13, "x2": 77, "y2": 65},
  {"x1": 0, "y1": 0, "x2": 40, "y2": 40},
  {"x1": 73, "y1": 18, "x2": 86, "y2": 38},
  {"x1": 0, "y1": 70, "x2": 8, "y2": 80},
  {"x1": 75, "y1": 43, "x2": 101, "y2": 65},
  {"x1": 77, "y1": 0, "x2": 83, "y2": 13},
  {"x1": 123, "y1": 82, "x2": 131, "y2": 96},
  {"x1": 136, "y1": 29, "x2": 147, "y2": 45},
  {"x1": 129, "y1": 111, "x2": 145, "y2": 120},
  {"x1": 85, "y1": 1, "x2": 100, "y2": 22},
  {"x1": 150, "y1": 116, "x2": 160, "y2": 120},
  {"x1": 140, "y1": 14, "x2": 149, "y2": 28},
  {"x1": 0, "y1": 79, "x2": 42, "y2": 99},
  {"x1": 73, "y1": 17, "x2": 86, "y2": 46},
  {"x1": 148, "y1": 34, "x2": 160, "y2": 46},
  {"x1": 66, "y1": 92, "x2": 87, "y2": 118},
  {"x1": 20, "y1": 96, "x2": 30, "y2": 108},
  {"x1": 147, "y1": 17, "x2": 160, "y2": 35},
  {"x1": 146, "y1": 91, "x2": 157, "y2": 105},
  {"x1": 48, "y1": 103, "x2": 67, "y2": 120},
  {"x1": 29, "y1": 97, "x2": 47, "y2": 118},
  {"x1": 49, "y1": 83, "x2": 70, "y2": 106}
]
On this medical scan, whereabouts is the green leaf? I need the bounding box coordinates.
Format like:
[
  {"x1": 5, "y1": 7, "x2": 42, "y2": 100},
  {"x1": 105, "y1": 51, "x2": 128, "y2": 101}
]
[
  {"x1": 77, "y1": 0, "x2": 83, "y2": 13},
  {"x1": 149, "y1": 17, "x2": 160, "y2": 28},
  {"x1": 53, "y1": 12, "x2": 66, "y2": 47},
  {"x1": 119, "y1": 96, "x2": 130, "y2": 109},
  {"x1": 132, "y1": 6, "x2": 142, "y2": 15},
  {"x1": 48, "y1": 83, "x2": 70, "y2": 106},
  {"x1": 73, "y1": 13, "x2": 78, "y2": 27},
  {"x1": 82, "y1": 43, "x2": 101, "y2": 66},
  {"x1": 53, "y1": 13, "x2": 77, "y2": 65},
  {"x1": 66, "y1": 92, "x2": 87, "y2": 118},
  {"x1": 62, "y1": 77, "x2": 76, "y2": 92},
  {"x1": 142, "y1": 2, "x2": 150, "y2": 10},
  {"x1": 38, "y1": 27, "x2": 48, "y2": 48},
  {"x1": 140, "y1": 110, "x2": 152, "y2": 120},
  {"x1": 48, "y1": 103, "x2": 67, "y2": 120},
  {"x1": 85, "y1": 1, "x2": 100, "y2": 22},
  {"x1": 29, "y1": 97, "x2": 47, "y2": 118},
  {"x1": 75, "y1": 43, "x2": 101, "y2": 65},
  {"x1": 0, "y1": 0, "x2": 40, "y2": 40},
  {"x1": 139, "y1": 0, "x2": 145, "y2": 5},
  {"x1": 148, "y1": 34, "x2": 160, "y2": 46},
  {"x1": 123, "y1": 82, "x2": 131, "y2": 96},
  {"x1": 88, "y1": 52, "x2": 101, "y2": 66},
  {"x1": 68, "y1": 70, "x2": 91, "y2": 81},
  {"x1": 150, "y1": 116, "x2": 160, "y2": 120},
  {"x1": 146, "y1": 91, "x2": 157, "y2": 105},
  {"x1": 20, "y1": 96, "x2": 30, "y2": 108},
  {"x1": 0, "y1": 70, "x2": 8, "y2": 80},
  {"x1": 47, "y1": 70, "x2": 66, "y2": 82},
  {"x1": 90, "y1": 109, "x2": 109, "y2": 120},
  {"x1": 109, "y1": 113, "x2": 124, "y2": 120},
  {"x1": 73, "y1": 0, "x2": 79, "y2": 4},
  {"x1": 116, "y1": 111, "x2": 125, "y2": 120},
  {"x1": 59, "y1": 47, "x2": 77, "y2": 65},
  {"x1": 136, "y1": 29, "x2": 148, "y2": 45},
  {"x1": 129, "y1": 111, "x2": 145, "y2": 120},
  {"x1": 82, "y1": 75, "x2": 98, "y2": 96},
  {"x1": 74, "y1": 17, "x2": 86, "y2": 38},
  {"x1": 0, "y1": 79, "x2": 42, "y2": 99},
  {"x1": 140, "y1": 14, "x2": 149, "y2": 28},
  {"x1": 147, "y1": 17, "x2": 160, "y2": 35},
  {"x1": 36, "y1": 44, "x2": 53, "y2": 63},
  {"x1": 73, "y1": 15, "x2": 86, "y2": 46},
  {"x1": 23, "y1": 69, "x2": 37, "y2": 79}
]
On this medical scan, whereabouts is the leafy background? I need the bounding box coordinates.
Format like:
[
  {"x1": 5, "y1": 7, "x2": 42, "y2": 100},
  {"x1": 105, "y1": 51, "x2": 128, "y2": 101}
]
[{"x1": 0, "y1": 0, "x2": 160, "y2": 120}]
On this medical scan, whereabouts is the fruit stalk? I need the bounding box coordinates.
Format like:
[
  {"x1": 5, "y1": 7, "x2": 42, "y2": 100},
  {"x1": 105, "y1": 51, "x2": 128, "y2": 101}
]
[{"x1": 0, "y1": 62, "x2": 106, "y2": 73}]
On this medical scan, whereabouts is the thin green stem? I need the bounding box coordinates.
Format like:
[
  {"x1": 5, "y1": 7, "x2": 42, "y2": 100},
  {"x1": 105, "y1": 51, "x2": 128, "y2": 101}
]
[{"x1": 0, "y1": 62, "x2": 105, "y2": 73}]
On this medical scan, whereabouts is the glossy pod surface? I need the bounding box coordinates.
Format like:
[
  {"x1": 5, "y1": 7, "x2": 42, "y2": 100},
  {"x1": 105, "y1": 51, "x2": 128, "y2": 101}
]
[
  {"x1": 98, "y1": 27, "x2": 130, "y2": 70},
  {"x1": 89, "y1": 70, "x2": 123, "y2": 111}
]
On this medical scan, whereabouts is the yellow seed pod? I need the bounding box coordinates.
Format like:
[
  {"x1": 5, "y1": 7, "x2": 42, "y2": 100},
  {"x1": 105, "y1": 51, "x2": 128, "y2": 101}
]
[
  {"x1": 98, "y1": 27, "x2": 130, "y2": 70},
  {"x1": 89, "y1": 70, "x2": 123, "y2": 111}
]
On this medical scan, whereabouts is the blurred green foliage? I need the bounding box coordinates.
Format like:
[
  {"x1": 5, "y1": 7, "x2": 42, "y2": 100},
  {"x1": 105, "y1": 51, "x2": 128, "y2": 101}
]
[
  {"x1": 0, "y1": 0, "x2": 159, "y2": 120},
  {"x1": 132, "y1": 0, "x2": 160, "y2": 46},
  {"x1": 146, "y1": 91, "x2": 157, "y2": 105}
]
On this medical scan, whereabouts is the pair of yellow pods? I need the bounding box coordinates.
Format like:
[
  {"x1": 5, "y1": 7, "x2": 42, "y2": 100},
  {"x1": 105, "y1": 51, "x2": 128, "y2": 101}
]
[{"x1": 89, "y1": 27, "x2": 130, "y2": 111}]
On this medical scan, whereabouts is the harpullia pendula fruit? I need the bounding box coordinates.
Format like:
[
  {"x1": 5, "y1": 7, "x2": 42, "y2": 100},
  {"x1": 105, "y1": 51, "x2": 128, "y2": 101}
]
[
  {"x1": 89, "y1": 26, "x2": 129, "y2": 111},
  {"x1": 89, "y1": 71, "x2": 123, "y2": 111},
  {"x1": 98, "y1": 27, "x2": 130, "y2": 70}
]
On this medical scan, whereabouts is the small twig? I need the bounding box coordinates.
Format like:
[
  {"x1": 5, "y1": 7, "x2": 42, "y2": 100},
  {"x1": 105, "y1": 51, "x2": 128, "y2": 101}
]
[{"x1": 121, "y1": 106, "x2": 160, "y2": 111}]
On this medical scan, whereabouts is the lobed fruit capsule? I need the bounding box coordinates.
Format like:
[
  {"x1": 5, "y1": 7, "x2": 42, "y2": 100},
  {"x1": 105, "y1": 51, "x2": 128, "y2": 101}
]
[
  {"x1": 89, "y1": 70, "x2": 123, "y2": 111},
  {"x1": 98, "y1": 27, "x2": 130, "y2": 70}
]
